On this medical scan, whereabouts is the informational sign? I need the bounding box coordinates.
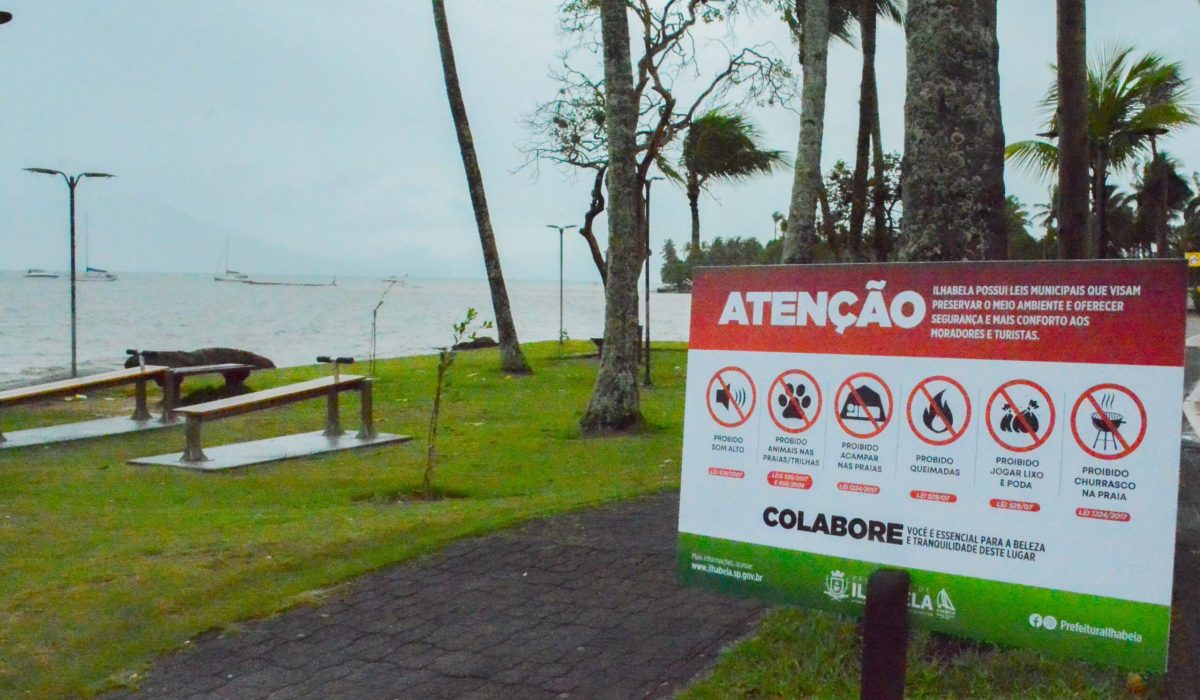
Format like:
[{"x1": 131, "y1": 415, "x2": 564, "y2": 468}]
[
  {"x1": 677, "y1": 260, "x2": 1185, "y2": 670},
  {"x1": 1186, "y1": 251, "x2": 1200, "y2": 267}
]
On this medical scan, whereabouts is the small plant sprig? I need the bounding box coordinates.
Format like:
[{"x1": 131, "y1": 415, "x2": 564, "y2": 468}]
[{"x1": 425, "y1": 308, "x2": 493, "y2": 499}]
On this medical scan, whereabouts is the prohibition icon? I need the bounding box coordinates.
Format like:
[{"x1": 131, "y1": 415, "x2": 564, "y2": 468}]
[
  {"x1": 767, "y1": 369, "x2": 822, "y2": 434},
  {"x1": 1070, "y1": 383, "x2": 1147, "y2": 460},
  {"x1": 834, "y1": 372, "x2": 893, "y2": 439},
  {"x1": 985, "y1": 379, "x2": 1055, "y2": 452},
  {"x1": 906, "y1": 375, "x2": 972, "y2": 446},
  {"x1": 706, "y1": 366, "x2": 756, "y2": 428}
]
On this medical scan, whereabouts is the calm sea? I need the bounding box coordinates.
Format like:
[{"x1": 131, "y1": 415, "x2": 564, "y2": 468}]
[{"x1": 0, "y1": 271, "x2": 692, "y2": 388}]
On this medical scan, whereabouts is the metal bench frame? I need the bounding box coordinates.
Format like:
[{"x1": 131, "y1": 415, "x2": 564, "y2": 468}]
[
  {"x1": 174, "y1": 375, "x2": 376, "y2": 463},
  {"x1": 0, "y1": 366, "x2": 171, "y2": 444}
]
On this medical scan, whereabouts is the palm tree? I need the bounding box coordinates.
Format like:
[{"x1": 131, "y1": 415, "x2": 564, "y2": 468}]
[
  {"x1": 431, "y1": 0, "x2": 531, "y2": 374},
  {"x1": 846, "y1": 0, "x2": 903, "y2": 261},
  {"x1": 901, "y1": 0, "x2": 1005, "y2": 261},
  {"x1": 783, "y1": 0, "x2": 832, "y2": 264},
  {"x1": 1006, "y1": 45, "x2": 1197, "y2": 258},
  {"x1": 580, "y1": 0, "x2": 643, "y2": 433},
  {"x1": 1056, "y1": 0, "x2": 1088, "y2": 258},
  {"x1": 682, "y1": 111, "x2": 788, "y2": 253},
  {"x1": 1134, "y1": 153, "x2": 1193, "y2": 257}
]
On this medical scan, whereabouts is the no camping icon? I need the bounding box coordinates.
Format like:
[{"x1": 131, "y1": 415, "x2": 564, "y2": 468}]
[
  {"x1": 985, "y1": 380, "x2": 1055, "y2": 453},
  {"x1": 706, "y1": 366, "x2": 757, "y2": 428},
  {"x1": 834, "y1": 372, "x2": 893, "y2": 439}
]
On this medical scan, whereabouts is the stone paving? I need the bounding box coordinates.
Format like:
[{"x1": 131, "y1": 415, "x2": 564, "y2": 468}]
[{"x1": 109, "y1": 492, "x2": 766, "y2": 699}]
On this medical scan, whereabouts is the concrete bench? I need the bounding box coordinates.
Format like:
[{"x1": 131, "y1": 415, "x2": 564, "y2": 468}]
[
  {"x1": 0, "y1": 365, "x2": 171, "y2": 447},
  {"x1": 174, "y1": 374, "x2": 375, "y2": 463}
]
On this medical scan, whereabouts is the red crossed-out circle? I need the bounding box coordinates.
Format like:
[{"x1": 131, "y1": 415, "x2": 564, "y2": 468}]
[
  {"x1": 1070, "y1": 383, "x2": 1147, "y2": 460},
  {"x1": 985, "y1": 379, "x2": 1055, "y2": 453},
  {"x1": 767, "y1": 370, "x2": 822, "y2": 434},
  {"x1": 705, "y1": 366, "x2": 756, "y2": 428},
  {"x1": 834, "y1": 372, "x2": 893, "y2": 439},
  {"x1": 906, "y1": 375, "x2": 972, "y2": 446}
]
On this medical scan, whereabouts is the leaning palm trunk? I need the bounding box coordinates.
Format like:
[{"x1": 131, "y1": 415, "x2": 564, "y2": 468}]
[
  {"x1": 782, "y1": 0, "x2": 830, "y2": 264},
  {"x1": 432, "y1": 0, "x2": 531, "y2": 374},
  {"x1": 901, "y1": 0, "x2": 1006, "y2": 261},
  {"x1": 581, "y1": 0, "x2": 643, "y2": 433},
  {"x1": 1056, "y1": 0, "x2": 1088, "y2": 259},
  {"x1": 846, "y1": 0, "x2": 877, "y2": 262}
]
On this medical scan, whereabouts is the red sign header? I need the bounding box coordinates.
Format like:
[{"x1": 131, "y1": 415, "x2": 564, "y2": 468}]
[{"x1": 688, "y1": 260, "x2": 1184, "y2": 367}]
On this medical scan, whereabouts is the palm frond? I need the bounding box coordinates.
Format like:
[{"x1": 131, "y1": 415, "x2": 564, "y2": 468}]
[{"x1": 1005, "y1": 140, "x2": 1059, "y2": 182}]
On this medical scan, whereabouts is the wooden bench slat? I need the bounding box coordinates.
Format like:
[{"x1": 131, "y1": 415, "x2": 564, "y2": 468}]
[
  {"x1": 169, "y1": 363, "x2": 256, "y2": 377},
  {"x1": 0, "y1": 366, "x2": 169, "y2": 407},
  {"x1": 175, "y1": 375, "x2": 364, "y2": 421}
]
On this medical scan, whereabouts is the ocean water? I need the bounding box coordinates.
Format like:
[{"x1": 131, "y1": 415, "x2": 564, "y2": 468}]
[{"x1": 0, "y1": 271, "x2": 692, "y2": 388}]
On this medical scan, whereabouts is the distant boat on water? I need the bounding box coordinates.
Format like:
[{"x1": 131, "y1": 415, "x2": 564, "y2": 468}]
[
  {"x1": 79, "y1": 216, "x2": 117, "y2": 281},
  {"x1": 24, "y1": 269, "x2": 58, "y2": 279},
  {"x1": 80, "y1": 266, "x2": 118, "y2": 282},
  {"x1": 243, "y1": 277, "x2": 337, "y2": 288},
  {"x1": 214, "y1": 237, "x2": 252, "y2": 282}
]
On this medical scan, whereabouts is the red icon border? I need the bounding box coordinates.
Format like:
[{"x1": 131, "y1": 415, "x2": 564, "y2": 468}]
[
  {"x1": 767, "y1": 369, "x2": 822, "y2": 434},
  {"x1": 984, "y1": 379, "x2": 1055, "y2": 453},
  {"x1": 833, "y1": 372, "x2": 893, "y2": 440},
  {"x1": 705, "y1": 366, "x2": 756, "y2": 428},
  {"x1": 1069, "y1": 383, "x2": 1147, "y2": 460},
  {"x1": 906, "y1": 375, "x2": 972, "y2": 447}
]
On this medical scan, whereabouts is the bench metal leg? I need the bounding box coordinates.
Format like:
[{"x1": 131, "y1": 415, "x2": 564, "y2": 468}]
[
  {"x1": 159, "y1": 372, "x2": 178, "y2": 423},
  {"x1": 324, "y1": 390, "x2": 343, "y2": 437},
  {"x1": 132, "y1": 379, "x2": 152, "y2": 422},
  {"x1": 181, "y1": 416, "x2": 208, "y2": 462},
  {"x1": 357, "y1": 379, "x2": 376, "y2": 440}
]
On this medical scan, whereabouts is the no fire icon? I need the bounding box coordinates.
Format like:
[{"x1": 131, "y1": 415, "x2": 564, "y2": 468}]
[{"x1": 907, "y1": 376, "x2": 972, "y2": 446}]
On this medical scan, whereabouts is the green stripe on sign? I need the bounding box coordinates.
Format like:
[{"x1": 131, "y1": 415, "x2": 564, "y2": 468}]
[{"x1": 678, "y1": 532, "x2": 1169, "y2": 671}]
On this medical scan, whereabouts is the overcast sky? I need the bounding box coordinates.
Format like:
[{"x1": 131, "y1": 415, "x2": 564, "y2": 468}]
[{"x1": 1, "y1": 1, "x2": 1197, "y2": 283}]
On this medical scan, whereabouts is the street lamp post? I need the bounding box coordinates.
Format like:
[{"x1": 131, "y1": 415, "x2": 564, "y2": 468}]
[
  {"x1": 643, "y1": 176, "x2": 663, "y2": 387},
  {"x1": 545, "y1": 224, "x2": 576, "y2": 344},
  {"x1": 24, "y1": 168, "x2": 115, "y2": 377}
]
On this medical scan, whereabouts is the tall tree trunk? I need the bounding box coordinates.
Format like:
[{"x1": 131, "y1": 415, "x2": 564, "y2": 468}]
[
  {"x1": 1092, "y1": 147, "x2": 1109, "y2": 258},
  {"x1": 1056, "y1": 0, "x2": 1088, "y2": 259},
  {"x1": 818, "y1": 182, "x2": 839, "y2": 255},
  {"x1": 688, "y1": 173, "x2": 702, "y2": 254},
  {"x1": 782, "y1": 0, "x2": 830, "y2": 264},
  {"x1": 901, "y1": 0, "x2": 1006, "y2": 261},
  {"x1": 869, "y1": 115, "x2": 889, "y2": 260},
  {"x1": 432, "y1": 0, "x2": 530, "y2": 374},
  {"x1": 846, "y1": 0, "x2": 877, "y2": 262},
  {"x1": 581, "y1": 0, "x2": 643, "y2": 434}
]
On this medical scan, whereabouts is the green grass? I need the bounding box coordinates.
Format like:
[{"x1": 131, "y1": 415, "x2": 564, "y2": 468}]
[
  {"x1": 680, "y1": 607, "x2": 1153, "y2": 698},
  {"x1": 0, "y1": 342, "x2": 1154, "y2": 698},
  {"x1": 0, "y1": 341, "x2": 687, "y2": 697}
]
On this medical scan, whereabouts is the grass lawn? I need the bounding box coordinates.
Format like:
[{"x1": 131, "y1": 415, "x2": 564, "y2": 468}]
[{"x1": 0, "y1": 341, "x2": 1153, "y2": 697}]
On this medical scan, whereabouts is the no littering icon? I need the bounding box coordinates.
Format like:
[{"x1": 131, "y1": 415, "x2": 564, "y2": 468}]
[{"x1": 985, "y1": 379, "x2": 1055, "y2": 453}]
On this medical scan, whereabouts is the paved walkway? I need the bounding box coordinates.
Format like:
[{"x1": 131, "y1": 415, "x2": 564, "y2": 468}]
[{"x1": 110, "y1": 493, "x2": 766, "y2": 699}]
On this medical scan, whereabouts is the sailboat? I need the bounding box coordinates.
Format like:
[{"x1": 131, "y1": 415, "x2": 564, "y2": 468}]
[
  {"x1": 79, "y1": 215, "x2": 117, "y2": 281},
  {"x1": 214, "y1": 237, "x2": 251, "y2": 282}
]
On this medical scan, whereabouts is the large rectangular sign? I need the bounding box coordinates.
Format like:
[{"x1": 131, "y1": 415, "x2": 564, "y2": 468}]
[{"x1": 677, "y1": 260, "x2": 1185, "y2": 670}]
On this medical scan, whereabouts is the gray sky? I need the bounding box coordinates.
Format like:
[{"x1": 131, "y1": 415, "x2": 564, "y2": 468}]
[{"x1": 1, "y1": 1, "x2": 1197, "y2": 283}]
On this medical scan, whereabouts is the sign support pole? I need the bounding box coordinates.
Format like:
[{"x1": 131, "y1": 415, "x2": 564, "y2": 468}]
[{"x1": 860, "y1": 569, "x2": 909, "y2": 700}]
